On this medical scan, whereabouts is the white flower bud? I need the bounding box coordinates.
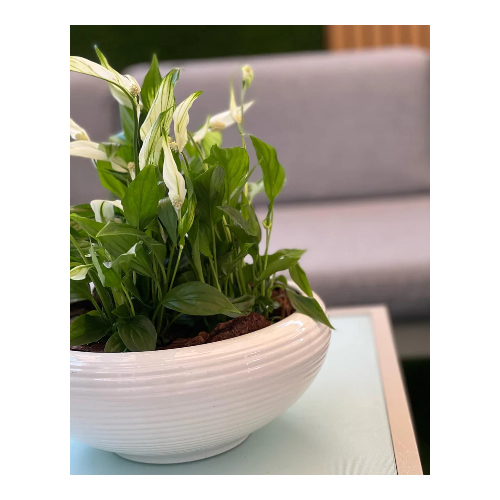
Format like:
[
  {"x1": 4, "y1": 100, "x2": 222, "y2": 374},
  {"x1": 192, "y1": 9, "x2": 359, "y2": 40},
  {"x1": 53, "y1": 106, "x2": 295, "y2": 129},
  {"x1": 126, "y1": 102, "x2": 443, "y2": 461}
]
[{"x1": 241, "y1": 65, "x2": 254, "y2": 87}]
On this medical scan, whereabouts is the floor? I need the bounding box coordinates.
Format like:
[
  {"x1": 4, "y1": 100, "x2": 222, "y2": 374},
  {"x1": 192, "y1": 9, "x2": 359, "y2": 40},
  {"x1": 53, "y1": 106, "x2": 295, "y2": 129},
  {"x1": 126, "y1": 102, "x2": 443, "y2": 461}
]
[
  {"x1": 393, "y1": 320, "x2": 430, "y2": 475},
  {"x1": 401, "y1": 358, "x2": 430, "y2": 474}
]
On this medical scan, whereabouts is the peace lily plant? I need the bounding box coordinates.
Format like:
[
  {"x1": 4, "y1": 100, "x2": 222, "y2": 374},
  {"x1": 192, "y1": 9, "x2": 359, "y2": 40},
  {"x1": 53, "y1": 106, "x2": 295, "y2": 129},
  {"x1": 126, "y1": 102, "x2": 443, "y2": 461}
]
[{"x1": 70, "y1": 49, "x2": 332, "y2": 353}]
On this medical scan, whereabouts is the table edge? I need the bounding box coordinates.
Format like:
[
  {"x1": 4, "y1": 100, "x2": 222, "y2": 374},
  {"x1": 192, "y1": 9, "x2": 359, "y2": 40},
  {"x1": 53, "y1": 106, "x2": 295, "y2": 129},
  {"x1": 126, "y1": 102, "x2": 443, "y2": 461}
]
[{"x1": 327, "y1": 305, "x2": 423, "y2": 475}]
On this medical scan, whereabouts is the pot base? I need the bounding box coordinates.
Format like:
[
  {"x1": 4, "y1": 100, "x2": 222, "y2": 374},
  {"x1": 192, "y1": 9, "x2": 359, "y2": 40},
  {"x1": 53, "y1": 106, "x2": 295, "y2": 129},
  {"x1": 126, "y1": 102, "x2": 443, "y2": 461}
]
[{"x1": 115, "y1": 435, "x2": 249, "y2": 464}]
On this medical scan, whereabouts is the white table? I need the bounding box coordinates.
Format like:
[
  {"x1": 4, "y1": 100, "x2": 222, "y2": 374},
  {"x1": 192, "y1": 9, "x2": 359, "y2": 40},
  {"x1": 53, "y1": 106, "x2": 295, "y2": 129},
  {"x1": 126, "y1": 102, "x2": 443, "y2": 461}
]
[{"x1": 70, "y1": 305, "x2": 422, "y2": 475}]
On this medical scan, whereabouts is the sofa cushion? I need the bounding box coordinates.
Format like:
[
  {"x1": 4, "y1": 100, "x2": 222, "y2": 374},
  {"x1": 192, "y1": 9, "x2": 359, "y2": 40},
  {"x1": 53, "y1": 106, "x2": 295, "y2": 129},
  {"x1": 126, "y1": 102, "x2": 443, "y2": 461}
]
[
  {"x1": 127, "y1": 47, "x2": 430, "y2": 204},
  {"x1": 255, "y1": 194, "x2": 430, "y2": 319}
]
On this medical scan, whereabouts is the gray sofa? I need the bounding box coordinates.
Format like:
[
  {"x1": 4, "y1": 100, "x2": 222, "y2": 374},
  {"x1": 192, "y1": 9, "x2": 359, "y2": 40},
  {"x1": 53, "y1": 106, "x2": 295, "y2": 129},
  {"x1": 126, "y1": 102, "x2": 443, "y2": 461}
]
[{"x1": 70, "y1": 47, "x2": 429, "y2": 325}]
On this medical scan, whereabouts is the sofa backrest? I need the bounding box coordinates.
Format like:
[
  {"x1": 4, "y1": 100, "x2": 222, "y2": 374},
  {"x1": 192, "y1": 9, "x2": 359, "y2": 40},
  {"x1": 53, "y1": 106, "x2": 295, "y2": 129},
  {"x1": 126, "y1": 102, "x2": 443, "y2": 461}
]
[
  {"x1": 127, "y1": 47, "x2": 430, "y2": 204},
  {"x1": 70, "y1": 72, "x2": 117, "y2": 205}
]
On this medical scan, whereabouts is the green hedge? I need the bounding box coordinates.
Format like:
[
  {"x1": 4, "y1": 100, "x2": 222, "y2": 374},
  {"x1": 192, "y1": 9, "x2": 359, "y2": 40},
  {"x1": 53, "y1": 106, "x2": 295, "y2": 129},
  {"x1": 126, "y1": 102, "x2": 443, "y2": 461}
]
[{"x1": 70, "y1": 25, "x2": 324, "y2": 71}]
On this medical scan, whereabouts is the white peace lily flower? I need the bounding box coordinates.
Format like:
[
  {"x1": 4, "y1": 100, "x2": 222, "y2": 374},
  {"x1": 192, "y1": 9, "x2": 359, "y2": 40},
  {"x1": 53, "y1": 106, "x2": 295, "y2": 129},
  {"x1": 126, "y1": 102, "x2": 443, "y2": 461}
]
[
  {"x1": 172, "y1": 91, "x2": 202, "y2": 153},
  {"x1": 162, "y1": 137, "x2": 186, "y2": 216},
  {"x1": 70, "y1": 264, "x2": 93, "y2": 281},
  {"x1": 70, "y1": 56, "x2": 140, "y2": 110},
  {"x1": 70, "y1": 140, "x2": 108, "y2": 162},
  {"x1": 229, "y1": 82, "x2": 240, "y2": 124},
  {"x1": 70, "y1": 140, "x2": 128, "y2": 173},
  {"x1": 90, "y1": 200, "x2": 123, "y2": 223},
  {"x1": 192, "y1": 101, "x2": 254, "y2": 141},
  {"x1": 70, "y1": 118, "x2": 89, "y2": 141}
]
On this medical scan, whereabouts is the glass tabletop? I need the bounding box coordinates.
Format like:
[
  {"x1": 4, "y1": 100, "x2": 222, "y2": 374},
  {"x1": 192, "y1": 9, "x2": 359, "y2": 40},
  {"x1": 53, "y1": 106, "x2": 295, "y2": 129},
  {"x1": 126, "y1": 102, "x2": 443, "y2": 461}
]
[{"x1": 70, "y1": 313, "x2": 397, "y2": 475}]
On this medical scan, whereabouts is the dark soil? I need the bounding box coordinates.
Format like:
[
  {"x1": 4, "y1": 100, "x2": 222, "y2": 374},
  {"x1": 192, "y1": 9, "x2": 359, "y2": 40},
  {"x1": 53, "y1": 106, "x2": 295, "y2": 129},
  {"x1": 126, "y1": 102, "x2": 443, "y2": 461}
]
[{"x1": 71, "y1": 289, "x2": 294, "y2": 353}]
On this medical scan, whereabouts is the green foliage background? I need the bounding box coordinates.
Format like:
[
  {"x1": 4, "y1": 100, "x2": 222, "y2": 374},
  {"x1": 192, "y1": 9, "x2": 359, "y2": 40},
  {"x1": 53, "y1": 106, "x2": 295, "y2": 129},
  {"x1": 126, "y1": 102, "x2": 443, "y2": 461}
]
[{"x1": 70, "y1": 26, "x2": 324, "y2": 71}]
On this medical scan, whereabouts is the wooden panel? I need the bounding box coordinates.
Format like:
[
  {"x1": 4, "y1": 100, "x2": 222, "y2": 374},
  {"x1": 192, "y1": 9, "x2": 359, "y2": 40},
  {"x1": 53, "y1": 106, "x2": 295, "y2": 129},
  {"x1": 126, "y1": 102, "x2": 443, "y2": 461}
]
[{"x1": 324, "y1": 25, "x2": 430, "y2": 51}]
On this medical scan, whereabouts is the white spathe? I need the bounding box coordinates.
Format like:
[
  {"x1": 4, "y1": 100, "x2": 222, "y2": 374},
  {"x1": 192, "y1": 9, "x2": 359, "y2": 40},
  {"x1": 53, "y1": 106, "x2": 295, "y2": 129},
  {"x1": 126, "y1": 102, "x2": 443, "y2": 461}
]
[
  {"x1": 70, "y1": 118, "x2": 89, "y2": 141},
  {"x1": 90, "y1": 199, "x2": 123, "y2": 223},
  {"x1": 70, "y1": 141, "x2": 108, "y2": 162},
  {"x1": 173, "y1": 91, "x2": 202, "y2": 153},
  {"x1": 162, "y1": 137, "x2": 186, "y2": 215},
  {"x1": 194, "y1": 101, "x2": 254, "y2": 140},
  {"x1": 70, "y1": 141, "x2": 128, "y2": 173},
  {"x1": 70, "y1": 56, "x2": 139, "y2": 110}
]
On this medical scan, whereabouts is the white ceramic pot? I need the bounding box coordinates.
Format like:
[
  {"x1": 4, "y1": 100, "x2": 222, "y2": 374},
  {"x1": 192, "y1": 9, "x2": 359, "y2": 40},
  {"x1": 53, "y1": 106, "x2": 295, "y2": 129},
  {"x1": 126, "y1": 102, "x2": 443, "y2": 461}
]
[{"x1": 70, "y1": 295, "x2": 331, "y2": 464}]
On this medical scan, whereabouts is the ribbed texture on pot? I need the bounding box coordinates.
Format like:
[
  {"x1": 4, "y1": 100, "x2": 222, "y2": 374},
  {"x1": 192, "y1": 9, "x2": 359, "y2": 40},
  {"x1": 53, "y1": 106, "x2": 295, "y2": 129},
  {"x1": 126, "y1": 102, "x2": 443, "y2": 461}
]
[{"x1": 70, "y1": 303, "x2": 331, "y2": 463}]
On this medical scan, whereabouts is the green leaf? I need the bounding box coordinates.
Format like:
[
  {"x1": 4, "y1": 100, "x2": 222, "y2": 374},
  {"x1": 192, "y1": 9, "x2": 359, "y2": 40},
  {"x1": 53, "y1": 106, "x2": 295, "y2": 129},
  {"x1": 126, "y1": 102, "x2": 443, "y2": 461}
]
[
  {"x1": 217, "y1": 205, "x2": 257, "y2": 237},
  {"x1": 249, "y1": 136, "x2": 285, "y2": 205},
  {"x1": 158, "y1": 197, "x2": 178, "y2": 245},
  {"x1": 188, "y1": 221, "x2": 205, "y2": 283},
  {"x1": 71, "y1": 204, "x2": 94, "y2": 218},
  {"x1": 104, "y1": 332, "x2": 129, "y2": 352},
  {"x1": 112, "y1": 304, "x2": 131, "y2": 318},
  {"x1": 229, "y1": 166, "x2": 257, "y2": 206},
  {"x1": 70, "y1": 264, "x2": 93, "y2": 281},
  {"x1": 221, "y1": 243, "x2": 254, "y2": 275},
  {"x1": 70, "y1": 311, "x2": 111, "y2": 346},
  {"x1": 286, "y1": 288, "x2": 333, "y2": 329},
  {"x1": 70, "y1": 214, "x2": 105, "y2": 238},
  {"x1": 161, "y1": 282, "x2": 240, "y2": 316},
  {"x1": 227, "y1": 295, "x2": 256, "y2": 317},
  {"x1": 198, "y1": 222, "x2": 213, "y2": 258},
  {"x1": 193, "y1": 165, "x2": 225, "y2": 225},
  {"x1": 201, "y1": 131, "x2": 222, "y2": 157},
  {"x1": 96, "y1": 222, "x2": 166, "y2": 263},
  {"x1": 289, "y1": 263, "x2": 313, "y2": 298},
  {"x1": 256, "y1": 257, "x2": 300, "y2": 283},
  {"x1": 178, "y1": 196, "x2": 196, "y2": 246},
  {"x1": 96, "y1": 160, "x2": 128, "y2": 199},
  {"x1": 141, "y1": 68, "x2": 180, "y2": 140},
  {"x1": 122, "y1": 165, "x2": 160, "y2": 229},
  {"x1": 117, "y1": 315, "x2": 157, "y2": 352},
  {"x1": 90, "y1": 245, "x2": 122, "y2": 290},
  {"x1": 119, "y1": 105, "x2": 135, "y2": 144},
  {"x1": 139, "y1": 111, "x2": 169, "y2": 169},
  {"x1": 267, "y1": 248, "x2": 306, "y2": 264},
  {"x1": 70, "y1": 279, "x2": 93, "y2": 304},
  {"x1": 205, "y1": 145, "x2": 249, "y2": 203},
  {"x1": 141, "y1": 54, "x2": 162, "y2": 111},
  {"x1": 107, "y1": 242, "x2": 154, "y2": 278}
]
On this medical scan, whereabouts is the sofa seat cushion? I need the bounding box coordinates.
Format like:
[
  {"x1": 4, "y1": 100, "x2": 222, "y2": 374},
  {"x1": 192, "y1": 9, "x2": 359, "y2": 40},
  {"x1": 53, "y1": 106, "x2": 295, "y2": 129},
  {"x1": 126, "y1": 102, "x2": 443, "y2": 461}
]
[{"x1": 255, "y1": 194, "x2": 429, "y2": 319}]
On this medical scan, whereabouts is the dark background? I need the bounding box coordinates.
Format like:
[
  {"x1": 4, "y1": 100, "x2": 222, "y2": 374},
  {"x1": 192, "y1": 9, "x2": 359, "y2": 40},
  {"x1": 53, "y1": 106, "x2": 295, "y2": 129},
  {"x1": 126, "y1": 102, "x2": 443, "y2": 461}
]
[
  {"x1": 70, "y1": 25, "x2": 429, "y2": 474},
  {"x1": 71, "y1": 25, "x2": 325, "y2": 71}
]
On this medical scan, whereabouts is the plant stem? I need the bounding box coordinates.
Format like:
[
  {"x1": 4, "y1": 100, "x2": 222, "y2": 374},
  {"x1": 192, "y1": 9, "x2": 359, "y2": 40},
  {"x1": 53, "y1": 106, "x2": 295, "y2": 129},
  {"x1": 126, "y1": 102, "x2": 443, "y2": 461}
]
[
  {"x1": 132, "y1": 100, "x2": 140, "y2": 171},
  {"x1": 211, "y1": 222, "x2": 219, "y2": 280},
  {"x1": 121, "y1": 284, "x2": 135, "y2": 316},
  {"x1": 88, "y1": 269, "x2": 114, "y2": 321},
  {"x1": 187, "y1": 131, "x2": 204, "y2": 161},
  {"x1": 209, "y1": 258, "x2": 221, "y2": 291},
  {"x1": 168, "y1": 245, "x2": 183, "y2": 291},
  {"x1": 261, "y1": 208, "x2": 273, "y2": 296},
  {"x1": 70, "y1": 235, "x2": 111, "y2": 318},
  {"x1": 165, "y1": 244, "x2": 174, "y2": 288},
  {"x1": 239, "y1": 87, "x2": 247, "y2": 149}
]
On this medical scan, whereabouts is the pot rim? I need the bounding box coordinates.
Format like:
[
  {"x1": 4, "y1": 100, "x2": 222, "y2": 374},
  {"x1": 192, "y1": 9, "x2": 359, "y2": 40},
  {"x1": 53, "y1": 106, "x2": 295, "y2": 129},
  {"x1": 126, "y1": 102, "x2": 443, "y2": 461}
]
[{"x1": 70, "y1": 291, "x2": 327, "y2": 359}]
